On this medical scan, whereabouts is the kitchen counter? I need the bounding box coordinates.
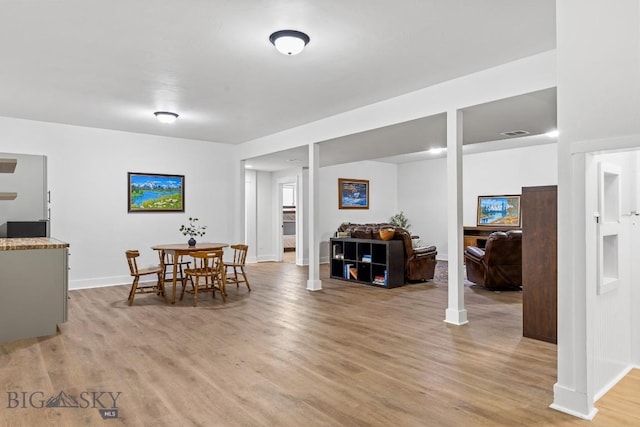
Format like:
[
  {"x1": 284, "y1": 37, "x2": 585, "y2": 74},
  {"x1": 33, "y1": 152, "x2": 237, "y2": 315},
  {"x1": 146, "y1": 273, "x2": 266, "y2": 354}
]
[{"x1": 0, "y1": 237, "x2": 69, "y2": 250}]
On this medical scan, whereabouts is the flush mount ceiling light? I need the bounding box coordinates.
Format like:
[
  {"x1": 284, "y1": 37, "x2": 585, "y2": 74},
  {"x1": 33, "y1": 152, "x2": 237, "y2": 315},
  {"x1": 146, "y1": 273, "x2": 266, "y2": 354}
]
[
  {"x1": 154, "y1": 111, "x2": 179, "y2": 124},
  {"x1": 269, "y1": 30, "x2": 310, "y2": 55}
]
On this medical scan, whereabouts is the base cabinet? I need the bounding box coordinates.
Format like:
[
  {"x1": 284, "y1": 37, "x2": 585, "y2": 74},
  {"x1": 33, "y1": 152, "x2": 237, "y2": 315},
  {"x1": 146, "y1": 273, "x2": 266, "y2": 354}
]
[
  {"x1": 0, "y1": 247, "x2": 68, "y2": 343},
  {"x1": 330, "y1": 238, "x2": 404, "y2": 288}
]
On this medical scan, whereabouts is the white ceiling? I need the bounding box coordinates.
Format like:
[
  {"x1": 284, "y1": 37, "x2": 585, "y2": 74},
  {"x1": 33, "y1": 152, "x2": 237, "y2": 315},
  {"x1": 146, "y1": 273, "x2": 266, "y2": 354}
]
[
  {"x1": 0, "y1": 0, "x2": 556, "y2": 147},
  {"x1": 247, "y1": 88, "x2": 557, "y2": 171}
]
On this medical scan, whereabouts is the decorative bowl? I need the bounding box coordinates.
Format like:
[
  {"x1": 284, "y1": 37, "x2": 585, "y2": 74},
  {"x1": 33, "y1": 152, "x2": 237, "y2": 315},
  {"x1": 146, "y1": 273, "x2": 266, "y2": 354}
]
[{"x1": 379, "y1": 227, "x2": 395, "y2": 241}]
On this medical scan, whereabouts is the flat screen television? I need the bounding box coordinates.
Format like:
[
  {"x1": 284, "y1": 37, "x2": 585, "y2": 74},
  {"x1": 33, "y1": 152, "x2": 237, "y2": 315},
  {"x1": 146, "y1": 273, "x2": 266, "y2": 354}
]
[{"x1": 476, "y1": 195, "x2": 521, "y2": 227}]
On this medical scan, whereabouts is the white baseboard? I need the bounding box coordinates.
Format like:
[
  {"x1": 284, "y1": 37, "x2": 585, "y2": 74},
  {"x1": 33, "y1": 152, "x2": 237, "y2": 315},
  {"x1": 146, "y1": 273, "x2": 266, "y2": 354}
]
[
  {"x1": 444, "y1": 308, "x2": 468, "y2": 325},
  {"x1": 594, "y1": 365, "x2": 634, "y2": 402},
  {"x1": 551, "y1": 383, "x2": 597, "y2": 420},
  {"x1": 70, "y1": 275, "x2": 132, "y2": 290},
  {"x1": 306, "y1": 279, "x2": 322, "y2": 291}
]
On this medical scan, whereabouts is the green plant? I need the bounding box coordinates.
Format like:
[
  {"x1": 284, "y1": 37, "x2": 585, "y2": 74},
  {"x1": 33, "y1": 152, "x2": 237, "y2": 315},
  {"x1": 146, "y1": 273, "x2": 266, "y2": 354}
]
[
  {"x1": 389, "y1": 211, "x2": 410, "y2": 230},
  {"x1": 179, "y1": 217, "x2": 207, "y2": 237}
]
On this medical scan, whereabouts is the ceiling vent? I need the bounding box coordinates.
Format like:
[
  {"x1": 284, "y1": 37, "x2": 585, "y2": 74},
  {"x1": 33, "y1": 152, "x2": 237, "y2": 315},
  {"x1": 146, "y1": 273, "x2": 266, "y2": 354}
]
[{"x1": 500, "y1": 130, "x2": 530, "y2": 137}]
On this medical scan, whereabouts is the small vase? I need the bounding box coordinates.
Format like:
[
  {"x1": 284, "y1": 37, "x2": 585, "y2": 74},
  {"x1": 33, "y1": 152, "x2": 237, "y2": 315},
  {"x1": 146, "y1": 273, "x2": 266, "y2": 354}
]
[{"x1": 188, "y1": 237, "x2": 196, "y2": 247}]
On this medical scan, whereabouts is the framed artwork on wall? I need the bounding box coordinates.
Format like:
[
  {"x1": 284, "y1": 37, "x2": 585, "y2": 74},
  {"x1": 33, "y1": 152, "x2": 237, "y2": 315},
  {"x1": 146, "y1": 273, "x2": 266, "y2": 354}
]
[
  {"x1": 128, "y1": 172, "x2": 185, "y2": 212},
  {"x1": 338, "y1": 178, "x2": 369, "y2": 209},
  {"x1": 476, "y1": 194, "x2": 521, "y2": 227}
]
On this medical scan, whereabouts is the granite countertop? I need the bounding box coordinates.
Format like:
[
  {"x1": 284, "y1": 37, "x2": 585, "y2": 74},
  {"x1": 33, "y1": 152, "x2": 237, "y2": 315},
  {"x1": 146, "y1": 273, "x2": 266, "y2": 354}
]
[{"x1": 0, "y1": 237, "x2": 69, "y2": 251}]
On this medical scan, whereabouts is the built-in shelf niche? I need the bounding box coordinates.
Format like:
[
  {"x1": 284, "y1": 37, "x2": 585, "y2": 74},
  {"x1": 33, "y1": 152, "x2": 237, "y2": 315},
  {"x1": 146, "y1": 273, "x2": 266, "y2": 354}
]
[
  {"x1": 0, "y1": 192, "x2": 18, "y2": 200},
  {"x1": 0, "y1": 158, "x2": 17, "y2": 173},
  {"x1": 598, "y1": 162, "x2": 621, "y2": 295}
]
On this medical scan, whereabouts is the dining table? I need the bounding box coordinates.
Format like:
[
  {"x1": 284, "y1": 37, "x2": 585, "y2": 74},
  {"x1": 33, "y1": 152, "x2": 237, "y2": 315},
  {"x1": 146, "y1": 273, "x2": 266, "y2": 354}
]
[{"x1": 151, "y1": 242, "x2": 228, "y2": 304}]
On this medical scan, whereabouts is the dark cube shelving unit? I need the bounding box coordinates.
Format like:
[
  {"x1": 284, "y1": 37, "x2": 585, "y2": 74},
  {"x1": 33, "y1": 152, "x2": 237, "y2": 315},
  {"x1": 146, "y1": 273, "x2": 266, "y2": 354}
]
[{"x1": 330, "y1": 237, "x2": 404, "y2": 288}]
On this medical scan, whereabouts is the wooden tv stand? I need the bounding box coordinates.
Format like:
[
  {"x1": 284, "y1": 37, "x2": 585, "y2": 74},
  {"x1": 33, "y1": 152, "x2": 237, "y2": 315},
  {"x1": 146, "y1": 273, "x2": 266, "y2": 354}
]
[{"x1": 463, "y1": 226, "x2": 521, "y2": 252}]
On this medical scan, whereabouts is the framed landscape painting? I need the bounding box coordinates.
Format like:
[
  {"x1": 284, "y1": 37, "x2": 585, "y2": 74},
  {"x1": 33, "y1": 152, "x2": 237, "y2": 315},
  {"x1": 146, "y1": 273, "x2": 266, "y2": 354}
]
[
  {"x1": 476, "y1": 194, "x2": 521, "y2": 227},
  {"x1": 339, "y1": 178, "x2": 369, "y2": 209},
  {"x1": 128, "y1": 172, "x2": 185, "y2": 212}
]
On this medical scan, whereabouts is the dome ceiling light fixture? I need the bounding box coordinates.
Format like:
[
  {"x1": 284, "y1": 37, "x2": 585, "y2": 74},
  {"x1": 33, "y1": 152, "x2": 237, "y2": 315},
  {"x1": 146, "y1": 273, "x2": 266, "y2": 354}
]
[
  {"x1": 269, "y1": 30, "x2": 310, "y2": 56},
  {"x1": 154, "y1": 111, "x2": 179, "y2": 124}
]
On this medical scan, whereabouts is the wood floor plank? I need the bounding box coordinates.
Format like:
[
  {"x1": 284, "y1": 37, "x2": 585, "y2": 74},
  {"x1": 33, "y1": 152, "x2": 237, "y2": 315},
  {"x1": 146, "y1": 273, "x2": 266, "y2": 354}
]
[{"x1": 0, "y1": 261, "x2": 636, "y2": 426}]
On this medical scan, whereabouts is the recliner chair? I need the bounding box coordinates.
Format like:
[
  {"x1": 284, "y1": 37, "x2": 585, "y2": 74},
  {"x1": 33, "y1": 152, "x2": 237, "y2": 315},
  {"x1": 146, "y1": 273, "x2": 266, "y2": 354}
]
[{"x1": 464, "y1": 230, "x2": 522, "y2": 289}]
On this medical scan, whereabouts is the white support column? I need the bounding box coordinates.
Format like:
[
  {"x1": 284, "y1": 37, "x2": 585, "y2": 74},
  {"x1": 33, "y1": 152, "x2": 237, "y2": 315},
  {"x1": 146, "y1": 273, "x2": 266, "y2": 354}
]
[
  {"x1": 307, "y1": 142, "x2": 322, "y2": 291},
  {"x1": 237, "y1": 159, "x2": 247, "y2": 245},
  {"x1": 445, "y1": 109, "x2": 468, "y2": 325},
  {"x1": 551, "y1": 151, "x2": 596, "y2": 419}
]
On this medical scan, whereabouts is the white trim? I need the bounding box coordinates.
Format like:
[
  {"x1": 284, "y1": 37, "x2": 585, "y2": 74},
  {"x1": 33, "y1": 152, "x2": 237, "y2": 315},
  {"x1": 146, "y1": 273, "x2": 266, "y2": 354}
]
[
  {"x1": 70, "y1": 275, "x2": 132, "y2": 290},
  {"x1": 444, "y1": 309, "x2": 468, "y2": 326},
  {"x1": 551, "y1": 383, "x2": 598, "y2": 420},
  {"x1": 593, "y1": 365, "x2": 633, "y2": 402},
  {"x1": 570, "y1": 133, "x2": 640, "y2": 155},
  {"x1": 306, "y1": 279, "x2": 322, "y2": 291}
]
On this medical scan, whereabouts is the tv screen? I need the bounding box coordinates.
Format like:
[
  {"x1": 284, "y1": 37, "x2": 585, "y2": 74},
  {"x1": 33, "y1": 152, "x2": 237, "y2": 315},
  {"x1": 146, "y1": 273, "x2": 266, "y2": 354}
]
[{"x1": 476, "y1": 195, "x2": 521, "y2": 227}]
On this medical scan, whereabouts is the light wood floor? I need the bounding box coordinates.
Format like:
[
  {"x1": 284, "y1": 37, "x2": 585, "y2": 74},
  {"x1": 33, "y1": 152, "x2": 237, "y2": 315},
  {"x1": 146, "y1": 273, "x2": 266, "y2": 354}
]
[{"x1": 0, "y1": 261, "x2": 637, "y2": 426}]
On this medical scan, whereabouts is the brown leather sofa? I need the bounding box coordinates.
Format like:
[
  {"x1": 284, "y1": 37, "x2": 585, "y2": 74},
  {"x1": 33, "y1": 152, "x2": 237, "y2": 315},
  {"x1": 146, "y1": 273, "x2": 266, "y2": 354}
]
[
  {"x1": 464, "y1": 230, "x2": 522, "y2": 289},
  {"x1": 337, "y1": 223, "x2": 437, "y2": 282}
]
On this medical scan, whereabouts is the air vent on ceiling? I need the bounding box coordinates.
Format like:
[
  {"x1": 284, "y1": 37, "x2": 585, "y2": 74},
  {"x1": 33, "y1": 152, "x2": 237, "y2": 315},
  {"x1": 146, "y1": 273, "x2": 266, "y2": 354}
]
[{"x1": 500, "y1": 130, "x2": 530, "y2": 137}]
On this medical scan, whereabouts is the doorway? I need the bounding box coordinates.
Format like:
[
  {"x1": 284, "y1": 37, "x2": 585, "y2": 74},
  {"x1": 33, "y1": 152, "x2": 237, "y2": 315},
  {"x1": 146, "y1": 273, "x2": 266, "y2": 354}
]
[{"x1": 281, "y1": 182, "x2": 297, "y2": 263}]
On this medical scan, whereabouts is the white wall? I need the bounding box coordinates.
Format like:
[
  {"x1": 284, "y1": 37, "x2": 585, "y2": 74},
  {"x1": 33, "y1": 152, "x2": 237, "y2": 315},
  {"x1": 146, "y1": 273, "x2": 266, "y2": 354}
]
[
  {"x1": 590, "y1": 152, "x2": 635, "y2": 397},
  {"x1": 244, "y1": 169, "x2": 258, "y2": 263},
  {"x1": 247, "y1": 160, "x2": 399, "y2": 264},
  {"x1": 397, "y1": 155, "x2": 447, "y2": 256},
  {"x1": 633, "y1": 154, "x2": 640, "y2": 368},
  {"x1": 319, "y1": 161, "x2": 398, "y2": 262},
  {"x1": 554, "y1": 0, "x2": 640, "y2": 418},
  {"x1": 398, "y1": 142, "x2": 558, "y2": 260},
  {"x1": 255, "y1": 170, "x2": 274, "y2": 261},
  {"x1": 0, "y1": 116, "x2": 236, "y2": 289}
]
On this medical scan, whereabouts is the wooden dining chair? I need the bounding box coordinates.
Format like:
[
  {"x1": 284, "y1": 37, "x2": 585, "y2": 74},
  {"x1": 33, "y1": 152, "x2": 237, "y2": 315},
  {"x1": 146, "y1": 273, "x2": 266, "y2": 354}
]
[
  {"x1": 225, "y1": 244, "x2": 250, "y2": 291},
  {"x1": 182, "y1": 250, "x2": 226, "y2": 306},
  {"x1": 125, "y1": 250, "x2": 166, "y2": 306},
  {"x1": 158, "y1": 250, "x2": 191, "y2": 291}
]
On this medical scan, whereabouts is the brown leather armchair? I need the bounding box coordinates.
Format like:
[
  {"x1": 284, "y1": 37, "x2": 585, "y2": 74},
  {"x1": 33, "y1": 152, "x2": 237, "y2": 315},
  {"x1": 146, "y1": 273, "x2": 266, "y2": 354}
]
[
  {"x1": 337, "y1": 223, "x2": 437, "y2": 282},
  {"x1": 464, "y1": 230, "x2": 522, "y2": 289}
]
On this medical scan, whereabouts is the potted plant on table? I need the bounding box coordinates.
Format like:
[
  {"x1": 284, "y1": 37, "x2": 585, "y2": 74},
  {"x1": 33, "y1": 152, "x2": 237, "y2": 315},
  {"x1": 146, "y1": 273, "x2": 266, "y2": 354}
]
[{"x1": 179, "y1": 217, "x2": 207, "y2": 247}]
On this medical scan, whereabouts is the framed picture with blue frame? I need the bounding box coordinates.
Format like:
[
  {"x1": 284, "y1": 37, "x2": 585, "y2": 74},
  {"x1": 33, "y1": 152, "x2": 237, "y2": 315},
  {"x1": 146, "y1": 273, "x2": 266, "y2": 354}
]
[
  {"x1": 128, "y1": 172, "x2": 185, "y2": 212},
  {"x1": 338, "y1": 178, "x2": 369, "y2": 209}
]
